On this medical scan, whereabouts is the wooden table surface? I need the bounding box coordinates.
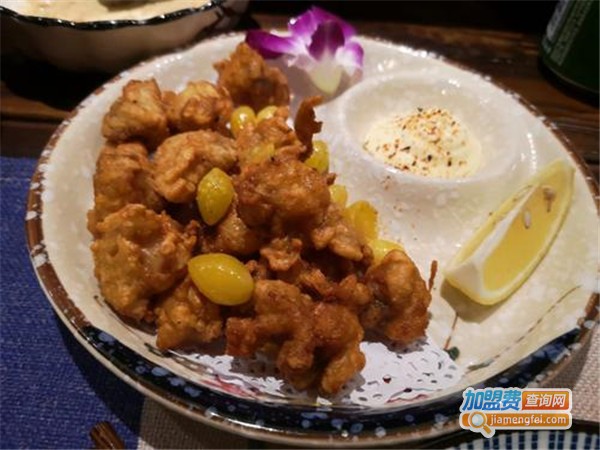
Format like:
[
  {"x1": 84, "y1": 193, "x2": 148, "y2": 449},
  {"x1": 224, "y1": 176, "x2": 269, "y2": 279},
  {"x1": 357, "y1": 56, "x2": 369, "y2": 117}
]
[{"x1": 1, "y1": 13, "x2": 598, "y2": 183}]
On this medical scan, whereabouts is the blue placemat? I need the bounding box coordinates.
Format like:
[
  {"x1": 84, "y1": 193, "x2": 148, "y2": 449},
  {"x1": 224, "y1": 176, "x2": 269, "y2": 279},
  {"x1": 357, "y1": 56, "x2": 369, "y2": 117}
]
[{"x1": 0, "y1": 156, "x2": 144, "y2": 449}]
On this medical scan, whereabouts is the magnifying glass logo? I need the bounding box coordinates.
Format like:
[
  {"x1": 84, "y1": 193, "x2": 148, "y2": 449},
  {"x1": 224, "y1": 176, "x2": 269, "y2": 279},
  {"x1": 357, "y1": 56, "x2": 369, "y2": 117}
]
[{"x1": 469, "y1": 412, "x2": 493, "y2": 436}]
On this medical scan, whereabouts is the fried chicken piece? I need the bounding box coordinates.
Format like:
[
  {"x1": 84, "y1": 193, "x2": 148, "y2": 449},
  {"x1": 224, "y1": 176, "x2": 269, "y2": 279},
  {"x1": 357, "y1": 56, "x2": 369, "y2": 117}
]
[
  {"x1": 165, "y1": 81, "x2": 233, "y2": 134},
  {"x1": 307, "y1": 250, "x2": 361, "y2": 281},
  {"x1": 219, "y1": 258, "x2": 271, "y2": 321},
  {"x1": 214, "y1": 42, "x2": 290, "y2": 111},
  {"x1": 236, "y1": 106, "x2": 302, "y2": 165},
  {"x1": 363, "y1": 250, "x2": 431, "y2": 344},
  {"x1": 226, "y1": 280, "x2": 316, "y2": 388},
  {"x1": 332, "y1": 274, "x2": 374, "y2": 313},
  {"x1": 245, "y1": 259, "x2": 271, "y2": 281},
  {"x1": 102, "y1": 79, "x2": 169, "y2": 149},
  {"x1": 91, "y1": 204, "x2": 197, "y2": 322},
  {"x1": 235, "y1": 99, "x2": 323, "y2": 164},
  {"x1": 201, "y1": 204, "x2": 263, "y2": 257},
  {"x1": 277, "y1": 259, "x2": 336, "y2": 299},
  {"x1": 277, "y1": 256, "x2": 372, "y2": 310},
  {"x1": 226, "y1": 280, "x2": 365, "y2": 394},
  {"x1": 311, "y1": 204, "x2": 370, "y2": 262},
  {"x1": 313, "y1": 303, "x2": 366, "y2": 395},
  {"x1": 294, "y1": 96, "x2": 323, "y2": 155},
  {"x1": 165, "y1": 201, "x2": 201, "y2": 227},
  {"x1": 87, "y1": 143, "x2": 164, "y2": 235},
  {"x1": 154, "y1": 277, "x2": 222, "y2": 350},
  {"x1": 260, "y1": 237, "x2": 303, "y2": 272},
  {"x1": 236, "y1": 157, "x2": 330, "y2": 232},
  {"x1": 153, "y1": 130, "x2": 237, "y2": 203}
]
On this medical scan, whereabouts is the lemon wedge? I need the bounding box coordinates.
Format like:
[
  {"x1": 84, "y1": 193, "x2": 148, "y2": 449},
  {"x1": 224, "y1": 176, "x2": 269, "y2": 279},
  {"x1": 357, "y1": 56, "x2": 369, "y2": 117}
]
[{"x1": 445, "y1": 159, "x2": 574, "y2": 305}]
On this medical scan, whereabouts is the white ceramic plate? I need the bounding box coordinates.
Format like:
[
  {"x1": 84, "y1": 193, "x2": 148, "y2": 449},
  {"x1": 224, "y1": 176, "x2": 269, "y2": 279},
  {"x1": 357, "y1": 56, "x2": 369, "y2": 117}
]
[{"x1": 26, "y1": 34, "x2": 599, "y2": 447}]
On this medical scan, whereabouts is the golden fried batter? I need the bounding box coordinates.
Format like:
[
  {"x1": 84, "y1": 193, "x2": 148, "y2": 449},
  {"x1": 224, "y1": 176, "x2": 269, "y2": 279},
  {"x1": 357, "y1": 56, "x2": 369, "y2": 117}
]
[
  {"x1": 233, "y1": 97, "x2": 322, "y2": 164},
  {"x1": 155, "y1": 277, "x2": 222, "y2": 350},
  {"x1": 278, "y1": 257, "x2": 372, "y2": 312},
  {"x1": 332, "y1": 274, "x2": 373, "y2": 313},
  {"x1": 153, "y1": 130, "x2": 237, "y2": 203},
  {"x1": 294, "y1": 96, "x2": 323, "y2": 155},
  {"x1": 260, "y1": 237, "x2": 303, "y2": 272},
  {"x1": 225, "y1": 280, "x2": 316, "y2": 389},
  {"x1": 165, "y1": 81, "x2": 233, "y2": 134},
  {"x1": 277, "y1": 258, "x2": 335, "y2": 300},
  {"x1": 305, "y1": 250, "x2": 360, "y2": 282},
  {"x1": 91, "y1": 204, "x2": 197, "y2": 322},
  {"x1": 245, "y1": 258, "x2": 272, "y2": 282},
  {"x1": 363, "y1": 250, "x2": 431, "y2": 344},
  {"x1": 313, "y1": 303, "x2": 365, "y2": 395},
  {"x1": 102, "y1": 79, "x2": 169, "y2": 149},
  {"x1": 165, "y1": 201, "x2": 202, "y2": 227},
  {"x1": 201, "y1": 204, "x2": 264, "y2": 257},
  {"x1": 226, "y1": 280, "x2": 365, "y2": 393},
  {"x1": 91, "y1": 48, "x2": 436, "y2": 395},
  {"x1": 214, "y1": 43, "x2": 290, "y2": 111},
  {"x1": 87, "y1": 143, "x2": 164, "y2": 235},
  {"x1": 236, "y1": 106, "x2": 302, "y2": 165},
  {"x1": 236, "y1": 157, "x2": 330, "y2": 232},
  {"x1": 311, "y1": 204, "x2": 370, "y2": 262}
]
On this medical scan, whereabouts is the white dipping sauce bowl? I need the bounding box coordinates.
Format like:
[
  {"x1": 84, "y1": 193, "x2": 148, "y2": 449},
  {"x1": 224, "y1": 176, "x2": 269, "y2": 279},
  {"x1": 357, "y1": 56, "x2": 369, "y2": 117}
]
[{"x1": 319, "y1": 70, "x2": 530, "y2": 268}]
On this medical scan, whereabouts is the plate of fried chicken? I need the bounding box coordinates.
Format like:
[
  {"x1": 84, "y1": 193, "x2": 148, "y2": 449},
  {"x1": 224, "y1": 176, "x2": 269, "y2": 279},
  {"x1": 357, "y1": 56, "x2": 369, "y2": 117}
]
[{"x1": 25, "y1": 24, "x2": 598, "y2": 447}]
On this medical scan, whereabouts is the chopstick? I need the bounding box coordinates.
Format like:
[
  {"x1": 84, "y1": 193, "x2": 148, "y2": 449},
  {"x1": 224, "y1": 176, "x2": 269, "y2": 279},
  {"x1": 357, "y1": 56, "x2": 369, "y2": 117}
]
[{"x1": 90, "y1": 421, "x2": 125, "y2": 449}]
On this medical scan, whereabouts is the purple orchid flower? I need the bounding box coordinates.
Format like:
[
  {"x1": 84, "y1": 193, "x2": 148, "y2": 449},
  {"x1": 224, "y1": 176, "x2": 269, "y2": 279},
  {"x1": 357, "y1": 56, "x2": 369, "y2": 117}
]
[{"x1": 246, "y1": 6, "x2": 364, "y2": 94}]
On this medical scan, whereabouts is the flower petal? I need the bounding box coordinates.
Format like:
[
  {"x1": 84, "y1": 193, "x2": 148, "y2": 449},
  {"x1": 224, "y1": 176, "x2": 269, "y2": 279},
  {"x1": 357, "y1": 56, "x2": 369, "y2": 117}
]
[
  {"x1": 334, "y1": 41, "x2": 364, "y2": 75},
  {"x1": 288, "y1": 7, "x2": 320, "y2": 42},
  {"x1": 291, "y1": 53, "x2": 315, "y2": 71},
  {"x1": 303, "y1": 6, "x2": 357, "y2": 40},
  {"x1": 245, "y1": 30, "x2": 297, "y2": 59},
  {"x1": 245, "y1": 6, "x2": 364, "y2": 94},
  {"x1": 308, "y1": 21, "x2": 345, "y2": 60},
  {"x1": 308, "y1": 58, "x2": 344, "y2": 94}
]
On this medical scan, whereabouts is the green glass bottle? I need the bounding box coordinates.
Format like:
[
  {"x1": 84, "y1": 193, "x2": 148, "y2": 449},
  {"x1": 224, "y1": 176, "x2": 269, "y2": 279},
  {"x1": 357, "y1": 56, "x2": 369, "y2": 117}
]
[{"x1": 541, "y1": 0, "x2": 599, "y2": 94}]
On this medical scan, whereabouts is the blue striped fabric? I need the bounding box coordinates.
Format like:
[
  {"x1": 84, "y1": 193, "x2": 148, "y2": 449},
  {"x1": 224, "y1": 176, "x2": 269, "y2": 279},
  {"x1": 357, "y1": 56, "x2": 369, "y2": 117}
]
[
  {"x1": 583, "y1": 433, "x2": 592, "y2": 449},
  {"x1": 0, "y1": 156, "x2": 144, "y2": 449},
  {"x1": 452, "y1": 431, "x2": 600, "y2": 450},
  {"x1": 518, "y1": 430, "x2": 525, "y2": 449},
  {"x1": 550, "y1": 429, "x2": 557, "y2": 450}
]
